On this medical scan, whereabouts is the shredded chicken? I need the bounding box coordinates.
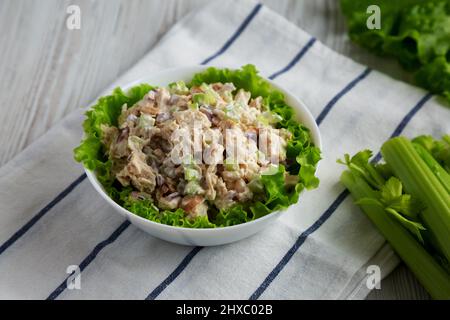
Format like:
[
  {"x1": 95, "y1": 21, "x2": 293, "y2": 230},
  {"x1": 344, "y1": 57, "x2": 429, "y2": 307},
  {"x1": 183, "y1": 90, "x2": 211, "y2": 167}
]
[{"x1": 101, "y1": 81, "x2": 289, "y2": 219}]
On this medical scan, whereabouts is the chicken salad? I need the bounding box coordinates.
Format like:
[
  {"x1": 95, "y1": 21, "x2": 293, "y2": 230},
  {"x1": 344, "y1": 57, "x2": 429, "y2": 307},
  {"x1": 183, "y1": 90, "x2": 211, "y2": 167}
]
[{"x1": 74, "y1": 65, "x2": 321, "y2": 228}]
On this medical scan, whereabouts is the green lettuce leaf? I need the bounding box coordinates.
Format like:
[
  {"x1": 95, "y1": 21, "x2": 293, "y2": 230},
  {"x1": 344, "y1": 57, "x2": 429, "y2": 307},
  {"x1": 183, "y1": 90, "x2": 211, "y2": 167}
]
[{"x1": 341, "y1": 0, "x2": 450, "y2": 104}]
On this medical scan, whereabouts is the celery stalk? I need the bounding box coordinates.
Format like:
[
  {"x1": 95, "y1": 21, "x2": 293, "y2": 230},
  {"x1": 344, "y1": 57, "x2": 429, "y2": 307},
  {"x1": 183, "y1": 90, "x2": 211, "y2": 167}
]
[
  {"x1": 413, "y1": 143, "x2": 450, "y2": 194},
  {"x1": 381, "y1": 137, "x2": 450, "y2": 263},
  {"x1": 341, "y1": 170, "x2": 450, "y2": 299}
]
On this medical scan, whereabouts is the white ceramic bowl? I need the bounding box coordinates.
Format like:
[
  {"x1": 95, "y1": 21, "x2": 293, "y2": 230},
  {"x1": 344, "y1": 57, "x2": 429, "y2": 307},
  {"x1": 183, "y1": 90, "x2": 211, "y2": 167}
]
[{"x1": 84, "y1": 66, "x2": 322, "y2": 246}]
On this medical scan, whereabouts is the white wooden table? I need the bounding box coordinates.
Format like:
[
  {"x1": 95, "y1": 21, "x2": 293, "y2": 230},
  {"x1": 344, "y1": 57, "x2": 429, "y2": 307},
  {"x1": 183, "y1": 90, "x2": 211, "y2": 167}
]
[{"x1": 0, "y1": 0, "x2": 430, "y2": 299}]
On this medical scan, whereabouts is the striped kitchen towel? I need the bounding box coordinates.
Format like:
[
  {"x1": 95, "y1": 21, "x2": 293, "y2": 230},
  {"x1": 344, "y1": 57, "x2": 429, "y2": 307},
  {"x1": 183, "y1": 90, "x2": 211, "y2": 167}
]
[{"x1": 0, "y1": 0, "x2": 448, "y2": 300}]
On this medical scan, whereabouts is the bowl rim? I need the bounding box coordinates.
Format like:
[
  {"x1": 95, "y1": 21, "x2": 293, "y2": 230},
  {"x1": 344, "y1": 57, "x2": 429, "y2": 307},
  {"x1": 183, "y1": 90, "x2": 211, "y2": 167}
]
[{"x1": 84, "y1": 65, "x2": 322, "y2": 232}]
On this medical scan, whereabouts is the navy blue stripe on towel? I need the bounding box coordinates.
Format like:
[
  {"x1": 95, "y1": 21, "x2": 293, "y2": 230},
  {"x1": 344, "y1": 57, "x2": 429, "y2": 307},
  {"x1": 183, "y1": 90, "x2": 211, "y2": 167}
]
[
  {"x1": 315, "y1": 67, "x2": 372, "y2": 126},
  {"x1": 146, "y1": 246, "x2": 203, "y2": 300},
  {"x1": 46, "y1": 220, "x2": 131, "y2": 300},
  {"x1": 268, "y1": 38, "x2": 316, "y2": 80},
  {"x1": 249, "y1": 92, "x2": 433, "y2": 300},
  {"x1": 372, "y1": 93, "x2": 433, "y2": 163},
  {"x1": 201, "y1": 3, "x2": 262, "y2": 65},
  {"x1": 0, "y1": 173, "x2": 87, "y2": 256},
  {"x1": 249, "y1": 190, "x2": 350, "y2": 300}
]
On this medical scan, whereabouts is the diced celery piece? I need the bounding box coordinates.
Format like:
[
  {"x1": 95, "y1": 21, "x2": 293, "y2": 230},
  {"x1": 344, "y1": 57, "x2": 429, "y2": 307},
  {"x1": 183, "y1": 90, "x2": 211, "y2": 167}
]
[
  {"x1": 193, "y1": 90, "x2": 216, "y2": 106},
  {"x1": 184, "y1": 181, "x2": 204, "y2": 195},
  {"x1": 184, "y1": 167, "x2": 200, "y2": 181},
  {"x1": 261, "y1": 164, "x2": 279, "y2": 176},
  {"x1": 224, "y1": 158, "x2": 239, "y2": 171},
  {"x1": 257, "y1": 111, "x2": 283, "y2": 126},
  {"x1": 168, "y1": 80, "x2": 189, "y2": 95},
  {"x1": 248, "y1": 177, "x2": 264, "y2": 193},
  {"x1": 138, "y1": 114, "x2": 155, "y2": 129},
  {"x1": 188, "y1": 102, "x2": 199, "y2": 110}
]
